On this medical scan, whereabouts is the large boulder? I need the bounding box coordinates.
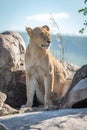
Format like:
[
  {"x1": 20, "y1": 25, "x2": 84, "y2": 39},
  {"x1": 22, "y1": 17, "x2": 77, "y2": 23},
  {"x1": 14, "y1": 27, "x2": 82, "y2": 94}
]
[
  {"x1": 63, "y1": 78, "x2": 87, "y2": 108},
  {"x1": 0, "y1": 31, "x2": 26, "y2": 108},
  {"x1": 61, "y1": 65, "x2": 87, "y2": 108},
  {"x1": 70, "y1": 64, "x2": 87, "y2": 88}
]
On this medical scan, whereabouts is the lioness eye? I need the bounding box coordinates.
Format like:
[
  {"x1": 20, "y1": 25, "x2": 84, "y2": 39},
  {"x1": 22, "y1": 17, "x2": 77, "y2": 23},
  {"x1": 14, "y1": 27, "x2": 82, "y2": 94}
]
[
  {"x1": 40, "y1": 32, "x2": 48, "y2": 40},
  {"x1": 40, "y1": 33, "x2": 45, "y2": 38}
]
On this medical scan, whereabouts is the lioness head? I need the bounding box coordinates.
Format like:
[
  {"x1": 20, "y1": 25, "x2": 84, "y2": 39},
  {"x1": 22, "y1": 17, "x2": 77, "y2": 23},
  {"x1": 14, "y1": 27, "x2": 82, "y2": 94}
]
[{"x1": 26, "y1": 25, "x2": 51, "y2": 49}]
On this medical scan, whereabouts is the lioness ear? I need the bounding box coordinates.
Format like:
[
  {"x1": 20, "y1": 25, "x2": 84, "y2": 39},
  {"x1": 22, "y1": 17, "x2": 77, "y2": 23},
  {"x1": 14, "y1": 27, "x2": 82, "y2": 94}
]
[
  {"x1": 42, "y1": 25, "x2": 50, "y2": 31},
  {"x1": 25, "y1": 27, "x2": 33, "y2": 37}
]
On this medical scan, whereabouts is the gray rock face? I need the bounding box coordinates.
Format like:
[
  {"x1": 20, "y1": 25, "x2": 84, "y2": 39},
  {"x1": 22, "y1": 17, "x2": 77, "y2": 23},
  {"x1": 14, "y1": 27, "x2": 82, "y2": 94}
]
[
  {"x1": 0, "y1": 123, "x2": 8, "y2": 130},
  {"x1": 59, "y1": 65, "x2": 87, "y2": 109},
  {"x1": 63, "y1": 78, "x2": 87, "y2": 108},
  {"x1": 0, "y1": 108, "x2": 87, "y2": 130},
  {"x1": 0, "y1": 103, "x2": 18, "y2": 116},
  {"x1": 64, "y1": 62, "x2": 79, "y2": 80},
  {"x1": 71, "y1": 64, "x2": 87, "y2": 88},
  {"x1": 0, "y1": 31, "x2": 26, "y2": 108},
  {"x1": 0, "y1": 92, "x2": 18, "y2": 116},
  {"x1": 0, "y1": 92, "x2": 7, "y2": 110}
]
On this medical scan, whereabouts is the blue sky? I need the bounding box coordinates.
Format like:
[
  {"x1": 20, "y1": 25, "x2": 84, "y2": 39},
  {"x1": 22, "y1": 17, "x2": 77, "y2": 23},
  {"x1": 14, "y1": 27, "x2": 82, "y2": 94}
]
[{"x1": 0, "y1": 0, "x2": 86, "y2": 35}]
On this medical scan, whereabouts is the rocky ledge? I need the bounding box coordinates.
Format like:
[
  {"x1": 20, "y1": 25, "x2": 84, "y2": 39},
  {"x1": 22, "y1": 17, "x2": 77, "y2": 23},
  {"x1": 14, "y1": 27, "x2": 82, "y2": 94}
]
[{"x1": 0, "y1": 108, "x2": 87, "y2": 130}]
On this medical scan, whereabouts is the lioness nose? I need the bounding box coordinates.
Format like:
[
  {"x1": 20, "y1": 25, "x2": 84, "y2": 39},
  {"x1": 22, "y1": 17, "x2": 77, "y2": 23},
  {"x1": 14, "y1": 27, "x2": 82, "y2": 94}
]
[{"x1": 47, "y1": 40, "x2": 51, "y2": 44}]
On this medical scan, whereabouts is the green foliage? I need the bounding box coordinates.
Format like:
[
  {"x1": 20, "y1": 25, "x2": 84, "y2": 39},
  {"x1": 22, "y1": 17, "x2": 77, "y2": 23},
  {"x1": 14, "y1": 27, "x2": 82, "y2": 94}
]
[
  {"x1": 79, "y1": 28, "x2": 85, "y2": 33},
  {"x1": 84, "y1": 0, "x2": 87, "y2": 4},
  {"x1": 79, "y1": 0, "x2": 87, "y2": 33},
  {"x1": 79, "y1": 7, "x2": 87, "y2": 15}
]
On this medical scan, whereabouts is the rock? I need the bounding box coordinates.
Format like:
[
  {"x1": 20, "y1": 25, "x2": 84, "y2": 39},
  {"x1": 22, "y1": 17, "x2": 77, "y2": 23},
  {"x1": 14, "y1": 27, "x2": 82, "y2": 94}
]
[
  {"x1": 0, "y1": 103, "x2": 19, "y2": 116},
  {"x1": 58, "y1": 64, "x2": 87, "y2": 109},
  {"x1": 0, "y1": 92, "x2": 18, "y2": 116},
  {"x1": 0, "y1": 92, "x2": 7, "y2": 110},
  {"x1": 0, "y1": 31, "x2": 26, "y2": 108},
  {"x1": 63, "y1": 78, "x2": 87, "y2": 108},
  {"x1": 0, "y1": 108, "x2": 87, "y2": 130},
  {"x1": 49, "y1": 63, "x2": 79, "y2": 109},
  {"x1": 70, "y1": 64, "x2": 87, "y2": 88},
  {"x1": 64, "y1": 62, "x2": 79, "y2": 80},
  {"x1": 61, "y1": 64, "x2": 87, "y2": 109},
  {"x1": 0, "y1": 123, "x2": 9, "y2": 130}
]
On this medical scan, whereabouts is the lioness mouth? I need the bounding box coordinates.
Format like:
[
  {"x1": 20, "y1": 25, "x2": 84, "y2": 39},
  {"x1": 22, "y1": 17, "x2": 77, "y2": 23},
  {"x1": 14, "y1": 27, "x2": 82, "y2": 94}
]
[{"x1": 41, "y1": 44, "x2": 49, "y2": 47}]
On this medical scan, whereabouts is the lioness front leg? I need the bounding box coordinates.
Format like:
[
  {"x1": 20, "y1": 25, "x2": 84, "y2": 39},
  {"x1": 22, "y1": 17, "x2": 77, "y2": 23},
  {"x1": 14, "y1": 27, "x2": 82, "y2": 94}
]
[
  {"x1": 26, "y1": 75, "x2": 36, "y2": 107},
  {"x1": 44, "y1": 73, "x2": 54, "y2": 108}
]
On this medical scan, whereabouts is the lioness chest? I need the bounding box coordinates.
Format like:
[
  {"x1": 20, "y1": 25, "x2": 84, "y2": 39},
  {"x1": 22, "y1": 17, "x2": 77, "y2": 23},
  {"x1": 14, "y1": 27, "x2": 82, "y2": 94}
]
[{"x1": 25, "y1": 50, "x2": 53, "y2": 79}]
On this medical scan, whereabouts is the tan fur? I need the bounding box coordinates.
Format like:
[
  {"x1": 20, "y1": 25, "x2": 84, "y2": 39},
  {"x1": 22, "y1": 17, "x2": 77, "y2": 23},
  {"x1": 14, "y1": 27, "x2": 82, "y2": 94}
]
[{"x1": 25, "y1": 25, "x2": 69, "y2": 108}]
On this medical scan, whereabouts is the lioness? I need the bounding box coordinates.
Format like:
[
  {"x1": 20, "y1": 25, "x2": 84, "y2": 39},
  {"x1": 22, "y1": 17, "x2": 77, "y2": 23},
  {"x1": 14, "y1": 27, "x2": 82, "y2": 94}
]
[{"x1": 25, "y1": 25, "x2": 69, "y2": 109}]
